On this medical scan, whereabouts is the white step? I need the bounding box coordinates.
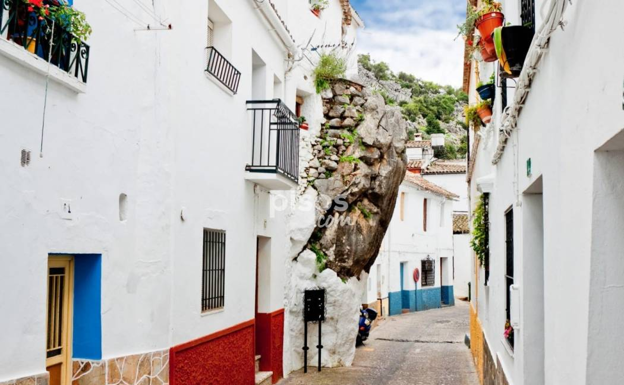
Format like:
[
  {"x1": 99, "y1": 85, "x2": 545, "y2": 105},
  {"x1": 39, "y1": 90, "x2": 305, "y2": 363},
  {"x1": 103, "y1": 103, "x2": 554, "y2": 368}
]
[
  {"x1": 255, "y1": 371, "x2": 273, "y2": 385},
  {"x1": 255, "y1": 355, "x2": 261, "y2": 373}
]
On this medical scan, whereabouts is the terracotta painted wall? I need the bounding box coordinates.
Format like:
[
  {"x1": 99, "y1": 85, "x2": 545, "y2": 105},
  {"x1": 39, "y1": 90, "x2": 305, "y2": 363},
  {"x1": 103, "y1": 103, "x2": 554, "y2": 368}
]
[
  {"x1": 256, "y1": 309, "x2": 284, "y2": 384},
  {"x1": 170, "y1": 320, "x2": 255, "y2": 385},
  {"x1": 470, "y1": 303, "x2": 484, "y2": 384}
]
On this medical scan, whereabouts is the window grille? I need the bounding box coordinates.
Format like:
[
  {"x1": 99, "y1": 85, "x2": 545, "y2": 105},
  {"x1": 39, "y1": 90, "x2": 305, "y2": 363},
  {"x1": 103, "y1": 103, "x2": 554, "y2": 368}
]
[
  {"x1": 520, "y1": 0, "x2": 536, "y2": 31},
  {"x1": 505, "y1": 208, "x2": 514, "y2": 348},
  {"x1": 202, "y1": 229, "x2": 226, "y2": 312},
  {"x1": 421, "y1": 259, "x2": 435, "y2": 287}
]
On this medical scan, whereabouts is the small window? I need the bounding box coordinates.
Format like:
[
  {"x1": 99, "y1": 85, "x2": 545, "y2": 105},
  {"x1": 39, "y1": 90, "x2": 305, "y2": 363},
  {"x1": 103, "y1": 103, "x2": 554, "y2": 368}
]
[
  {"x1": 421, "y1": 259, "x2": 435, "y2": 287},
  {"x1": 423, "y1": 198, "x2": 428, "y2": 232},
  {"x1": 505, "y1": 208, "x2": 514, "y2": 348},
  {"x1": 202, "y1": 229, "x2": 226, "y2": 312},
  {"x1": 400, "y1": 192, "x2": 405, "y2": 221}
]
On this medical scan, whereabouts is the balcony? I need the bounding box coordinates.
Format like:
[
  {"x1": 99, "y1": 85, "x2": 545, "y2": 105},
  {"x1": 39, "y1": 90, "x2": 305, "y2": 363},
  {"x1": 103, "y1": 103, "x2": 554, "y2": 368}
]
[
  {"x1": 206, "y1": 46, "x2": 241, "y2": 94},
  {"x1": 245, "y1": 100, "x2": 300, "y2": 190},
  {"x1": 0, "y1": 0, "x2": 90, "y2": 84}
]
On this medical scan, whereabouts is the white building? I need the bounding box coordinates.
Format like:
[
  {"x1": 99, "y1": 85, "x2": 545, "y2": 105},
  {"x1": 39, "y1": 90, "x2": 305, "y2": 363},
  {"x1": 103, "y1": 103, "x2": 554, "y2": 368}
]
[
  {"x1": 421, "y1": 160, "x2": 471, "y2": 299},
  {"x1": 366, "y1": 172, "x2": 457, "y2": 317},
  {"x1": 464, "y1": 1, "x2": 624, "y2": 384},
  {"x1": 0, "y1": 1, "x2": 362, "y2": 384}
]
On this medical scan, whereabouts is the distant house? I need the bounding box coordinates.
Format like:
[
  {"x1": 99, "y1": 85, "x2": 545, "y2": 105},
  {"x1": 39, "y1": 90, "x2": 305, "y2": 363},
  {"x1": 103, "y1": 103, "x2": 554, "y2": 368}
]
[{"x1": 365, "y1": 172, "x2": 458, "y2": 317}]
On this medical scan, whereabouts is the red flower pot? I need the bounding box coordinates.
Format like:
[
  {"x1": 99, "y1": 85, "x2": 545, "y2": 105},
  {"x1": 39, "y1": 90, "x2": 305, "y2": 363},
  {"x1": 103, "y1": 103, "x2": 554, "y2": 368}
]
[
  {"x1": 300, "y1": 123, "x2": 309, "y2": 130},
  {"x1": 480, "y1": 40, "x2": 498, "y2": 63},
  {"x1": 311, "y1": 9, "x2": 320, "y2": 17},
  {"x1": 477, "y1": 106, "x2": 493, "y2": 124},
  {"x1": 476, "y1": 12, "x2": 504, "y2": 40}
]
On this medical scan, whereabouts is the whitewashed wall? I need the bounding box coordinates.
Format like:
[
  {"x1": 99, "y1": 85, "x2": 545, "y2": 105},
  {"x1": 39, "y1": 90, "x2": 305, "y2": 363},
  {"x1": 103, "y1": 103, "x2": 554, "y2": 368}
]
[{"x1": 468, "y1": 1, "x2": 624, "y2": 384}]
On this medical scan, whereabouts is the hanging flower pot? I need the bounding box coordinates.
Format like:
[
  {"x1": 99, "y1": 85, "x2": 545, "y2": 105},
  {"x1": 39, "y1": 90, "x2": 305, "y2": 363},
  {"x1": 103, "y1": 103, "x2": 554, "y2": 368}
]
[
  {"x1": 480, "y1": 39, "x2": 497, "y2": 63},
  {"x1": 311, "y1": 8, "x2": 320, "y2": 17},
  {"x1": 477, "y1": 103, "x2": 493, "y2": 124},
  {"x1": 494, "y1": 26, "x2": 535, "y2": 78},
  {"x1": 475, "y1": 12, "x2": 504, "y2": 41},
  {"x1": 298, "y1": 116, "x2": 309, "y2": 130},
  {"x1": 477, "y1": 84, "x2": 495, "y2": 101}
]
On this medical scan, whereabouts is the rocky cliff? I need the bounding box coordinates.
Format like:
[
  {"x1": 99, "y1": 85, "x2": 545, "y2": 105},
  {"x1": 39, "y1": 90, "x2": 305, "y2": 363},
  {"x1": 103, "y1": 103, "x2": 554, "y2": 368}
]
[{"x1": 283, "y1": 79, "x2": 408, "y2": 373}]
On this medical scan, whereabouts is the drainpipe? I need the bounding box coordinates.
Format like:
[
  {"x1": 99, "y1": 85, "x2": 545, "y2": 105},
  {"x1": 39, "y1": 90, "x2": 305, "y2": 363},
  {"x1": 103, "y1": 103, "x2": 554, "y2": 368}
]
[{"x1": 251, "y1": 0, "x2": 298, "y2": 56}]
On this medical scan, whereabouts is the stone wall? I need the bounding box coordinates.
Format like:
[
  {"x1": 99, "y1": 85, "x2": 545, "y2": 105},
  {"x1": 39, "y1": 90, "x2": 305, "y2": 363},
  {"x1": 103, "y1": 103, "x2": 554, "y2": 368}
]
[
  {"x1": 72, "y1": 350, "x2": 169, "y2": 385},
  {"x1": 0, "y1": 373, "x2": 48, "y2": 385}
]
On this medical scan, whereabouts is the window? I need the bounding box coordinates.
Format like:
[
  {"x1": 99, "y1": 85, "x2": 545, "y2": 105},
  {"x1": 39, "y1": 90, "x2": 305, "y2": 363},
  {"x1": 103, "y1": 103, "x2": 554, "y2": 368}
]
[
  {"x1": 505, "y1": 208, "x2": 514, "y2": 348},
  {"x1": 421, "y1": 259, "x2": 435, "y2": 287},
  {"x1": 202, "y1": 229, "x2": 226, "y2": 312},
  {"x1": 400, "y1": 192, "x2": 405, "y2": 221},
  {"x1": 520, "y1": 0, "x2": 536, "y2": 31},
  {"x1": 440, "y1": 201, "x2": 445, "y2": 227},
  {"x1": 423, "y1": 199, "x2": 428, "y2": 232}
]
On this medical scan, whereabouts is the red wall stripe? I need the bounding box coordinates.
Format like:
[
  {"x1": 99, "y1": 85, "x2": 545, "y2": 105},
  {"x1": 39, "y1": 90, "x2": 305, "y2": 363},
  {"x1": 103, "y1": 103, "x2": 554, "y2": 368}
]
[{"x1": 255, "y1": 309, "x2": 284, "y2": 384}]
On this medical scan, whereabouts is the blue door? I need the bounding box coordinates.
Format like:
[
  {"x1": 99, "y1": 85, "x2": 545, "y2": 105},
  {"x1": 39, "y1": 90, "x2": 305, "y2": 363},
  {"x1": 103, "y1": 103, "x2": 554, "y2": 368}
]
[{"x1": 400, "y1": 263, "x2": 409, "y2": 309}]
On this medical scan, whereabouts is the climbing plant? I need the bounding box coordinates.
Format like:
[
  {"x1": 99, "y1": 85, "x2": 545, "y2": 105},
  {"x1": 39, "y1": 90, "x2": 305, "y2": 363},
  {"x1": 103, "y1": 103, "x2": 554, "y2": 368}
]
[{"x1": 471, "y1": 194, "x2": 489, "y2": 267}]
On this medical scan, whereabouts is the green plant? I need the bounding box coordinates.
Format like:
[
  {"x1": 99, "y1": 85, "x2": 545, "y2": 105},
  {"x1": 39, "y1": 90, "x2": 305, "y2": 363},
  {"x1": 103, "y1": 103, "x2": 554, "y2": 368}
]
[
  {"x1": 340, "y1": 132, "x2": 355, "y2": 143},
  {"x1": 464, "y1": 105, "x2": 481, "y2": 130},
  {"x1": 357, "y1": 113, "x2": 365, "y2": 122},
  {"x1": 24, "y1": 0, "x2": 92, "y2": 42},
  {"x1": 309, "y1": 244, "x2": 328, "y2": 272},
  {"x1": 340, "y1": 155, "x2": 360, "y2": 164},
  {"x1": 313, "y1": 53, "x2": 346, "y2": 94},
  {"x1": 324, "y1": 171, "x2": 332, "y2": 178},
  {"x1": 298, "y1": 116, "x2": 307, "y2": 124},
  {"x1": 324, "y1": 148, "x2": 332, "y2": 156},
  {"x1": 311, "y1": 0, "x2": 329, "y2": 11},
  {"x1": 358, "y1": 204, "x2": 372, "y2": 219},
  {"x1": 471, "y1": 194, "x2": 489, "y2": 267},
  {"x1": 457, "y1": 0, "x2": 502, "y2": 40}
]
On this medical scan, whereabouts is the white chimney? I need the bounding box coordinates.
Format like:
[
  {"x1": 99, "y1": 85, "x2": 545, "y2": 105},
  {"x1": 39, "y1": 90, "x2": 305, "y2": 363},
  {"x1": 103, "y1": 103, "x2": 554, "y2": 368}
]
[{"x1": 431, "y1": 134, "x2": 445, "y2": 147}]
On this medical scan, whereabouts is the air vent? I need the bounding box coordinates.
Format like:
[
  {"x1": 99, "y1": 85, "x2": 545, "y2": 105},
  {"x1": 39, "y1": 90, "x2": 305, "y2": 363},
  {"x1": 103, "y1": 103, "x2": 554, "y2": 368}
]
[{"x1": 21, "y1": 149, "x2": 31, "y2": 167}]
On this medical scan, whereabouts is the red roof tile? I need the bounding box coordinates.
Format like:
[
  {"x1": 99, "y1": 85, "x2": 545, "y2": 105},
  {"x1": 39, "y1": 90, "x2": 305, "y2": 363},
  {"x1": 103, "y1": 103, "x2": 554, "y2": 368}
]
[
  {"x1": 423, "y1": 161, "x2": 467, "y2": 175},
  {"x1": 403, "y1": 173, "x2": 459, "y2": 200},
  {"x1": 406, "y1": 140, "x2": 432, "y2": 149}
]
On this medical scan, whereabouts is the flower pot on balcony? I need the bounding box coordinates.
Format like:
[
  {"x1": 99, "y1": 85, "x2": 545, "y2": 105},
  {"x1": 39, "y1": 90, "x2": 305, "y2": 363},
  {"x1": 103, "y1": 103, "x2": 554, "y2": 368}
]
[
  {"x1": 476, "y1": 12, "x2": 504, "y2": 40},
  {"x1": 477, "y1": 105, "x2": 493, "y2": 124},
  {"x1": 477, "y1": 84, "x2": 495, "y2": 101},
  {"x1": 495, "y1": 26, "x2": 535, "y2": 78}
]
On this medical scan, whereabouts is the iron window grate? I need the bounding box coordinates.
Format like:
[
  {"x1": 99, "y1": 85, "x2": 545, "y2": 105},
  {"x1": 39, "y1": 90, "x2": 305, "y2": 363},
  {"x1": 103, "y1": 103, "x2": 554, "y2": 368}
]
[
  {"x1": 206, "y1": 47, "x2": 241, "y2": 94},
  {"x1": 521, "y1": 0, "x2": 536, "y2": 31},
  {"x1": 202, "y1": 229, "x2": 226, "y2": 312},
  {"x1": 421, "y1": 260, "x2": 435, "y2": 287}
]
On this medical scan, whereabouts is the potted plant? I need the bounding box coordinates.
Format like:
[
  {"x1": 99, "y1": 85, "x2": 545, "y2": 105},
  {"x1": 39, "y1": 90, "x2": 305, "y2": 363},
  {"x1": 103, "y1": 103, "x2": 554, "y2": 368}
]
[
  {"x1": 311, "y1": 0, "x2": 328, "y2": 17},
  {"x1": 475, "y1": 1, "x2": 504, "y2": 44},
  {"x1": 464, "y1": 105, "x2": 483, "y2": 131},
  {"x1": 494, "y1": 25, "x2": 534, "y2": 78},
  {"x1": 476, "y1": 100, "x2": 493, "y2": 124},
  {"x1": 298, "y1": 116, "x2": 309, "y2": 130},
  {"x1": 476, "y1": 73, "x2": 496, "y2": 101},
  {"x1": 479, "y1": 38, "x2": 498, "y2": 63}
]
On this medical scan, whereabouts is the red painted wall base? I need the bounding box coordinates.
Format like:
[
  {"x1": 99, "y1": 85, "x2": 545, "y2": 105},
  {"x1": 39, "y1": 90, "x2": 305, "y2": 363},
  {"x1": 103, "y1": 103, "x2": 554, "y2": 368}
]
[
  {"x1": 256, "y1": 309, "x2": 284, "y2": 384},
  {"x1": 170, "y1": 319, "x2": 255, "y2": 385}
]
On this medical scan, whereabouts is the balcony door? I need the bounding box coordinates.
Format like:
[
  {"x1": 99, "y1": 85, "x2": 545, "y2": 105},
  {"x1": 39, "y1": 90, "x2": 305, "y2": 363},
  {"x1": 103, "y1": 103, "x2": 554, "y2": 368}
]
[{"x1": 46, "y1": 256, "x2": 74, "y2": 385}]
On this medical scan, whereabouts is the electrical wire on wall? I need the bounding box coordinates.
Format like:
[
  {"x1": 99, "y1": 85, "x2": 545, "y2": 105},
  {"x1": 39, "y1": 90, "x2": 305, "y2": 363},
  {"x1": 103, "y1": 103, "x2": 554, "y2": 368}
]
[
  {"x1": 39, "y1": 20, "x2": 55, "y2": 157},
  {"x1": 103, "y1": 0, "x2": 170, "y2": 30}
]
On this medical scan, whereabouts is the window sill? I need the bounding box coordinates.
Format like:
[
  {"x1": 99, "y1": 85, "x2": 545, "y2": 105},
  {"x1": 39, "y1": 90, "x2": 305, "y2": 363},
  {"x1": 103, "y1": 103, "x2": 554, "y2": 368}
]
[
  {"x1": 201, "y1": 308, "x2": 225, "y2": 317},
  {"x1": 0, "y1": 37, "x2": 86, "y2": 94},
  {"x1": 500, "y1": 338, "x2": 514, "y2": 358}
]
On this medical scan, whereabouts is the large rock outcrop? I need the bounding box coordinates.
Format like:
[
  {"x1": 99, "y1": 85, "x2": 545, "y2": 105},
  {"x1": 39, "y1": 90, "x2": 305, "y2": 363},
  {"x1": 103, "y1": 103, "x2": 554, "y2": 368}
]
[{"x1": 283, "y1": 80, "x2": 408, "y2": 374}]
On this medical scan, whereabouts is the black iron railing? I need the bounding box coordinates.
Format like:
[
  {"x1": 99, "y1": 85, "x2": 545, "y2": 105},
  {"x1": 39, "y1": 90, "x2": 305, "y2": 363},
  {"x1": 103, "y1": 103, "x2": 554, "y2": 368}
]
[
  {"x1": 520, "y1": 0, "x2": 536, "y2": 31},
  {"x1": 206, "y1": 46, "x2": 241, "y2": 94},
  {"x1": 246, "y1": 99, "x2": 300, "y2": 184},
  {"x1": 0, "y1": 0, "x2": 90, "y2": 83}
]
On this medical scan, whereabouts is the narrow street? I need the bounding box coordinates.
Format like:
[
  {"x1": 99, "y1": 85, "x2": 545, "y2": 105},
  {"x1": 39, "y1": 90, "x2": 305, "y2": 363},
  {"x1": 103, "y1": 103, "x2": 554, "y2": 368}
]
[{"x1": 280, "y1": 301, "x2": 478, "y2": 385}]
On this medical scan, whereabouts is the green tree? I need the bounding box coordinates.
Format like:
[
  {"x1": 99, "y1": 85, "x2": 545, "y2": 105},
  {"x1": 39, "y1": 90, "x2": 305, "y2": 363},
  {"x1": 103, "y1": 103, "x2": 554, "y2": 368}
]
[{"x1": 425, "y1": 115, "x2": 445, "y2": 135}]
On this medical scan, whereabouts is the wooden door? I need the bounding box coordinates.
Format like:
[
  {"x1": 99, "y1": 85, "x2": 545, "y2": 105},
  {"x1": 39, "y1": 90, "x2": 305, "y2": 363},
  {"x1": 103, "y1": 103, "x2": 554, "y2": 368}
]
[{"x1": 46, "y1": 257, "x2": 73, "y2": 385}]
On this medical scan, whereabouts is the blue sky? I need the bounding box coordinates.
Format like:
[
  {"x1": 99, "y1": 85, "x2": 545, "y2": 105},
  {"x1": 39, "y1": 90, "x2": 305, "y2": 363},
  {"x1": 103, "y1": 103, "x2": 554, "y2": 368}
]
[{"x1": 351, "y1": 0, "x2": 466, "y2": 87}]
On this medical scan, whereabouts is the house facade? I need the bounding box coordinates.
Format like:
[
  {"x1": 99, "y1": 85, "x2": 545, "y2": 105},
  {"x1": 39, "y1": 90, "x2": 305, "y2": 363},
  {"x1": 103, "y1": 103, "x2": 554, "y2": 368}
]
[
  {"x1": 0, "y1": 1, "x2": 362, "y2": 385},
  {"x1": 365, "y1": 172, "x2": 457, "y2": 318},
  {"x1": 464, "y1": 0, "x2": 624, "y2": 384}
]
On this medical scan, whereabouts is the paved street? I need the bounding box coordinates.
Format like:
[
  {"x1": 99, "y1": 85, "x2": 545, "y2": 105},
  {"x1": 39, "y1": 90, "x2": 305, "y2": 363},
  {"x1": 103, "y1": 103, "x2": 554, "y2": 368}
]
[{"x1": 280, "y1": 301, "x2": 478, "y2": 385}]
